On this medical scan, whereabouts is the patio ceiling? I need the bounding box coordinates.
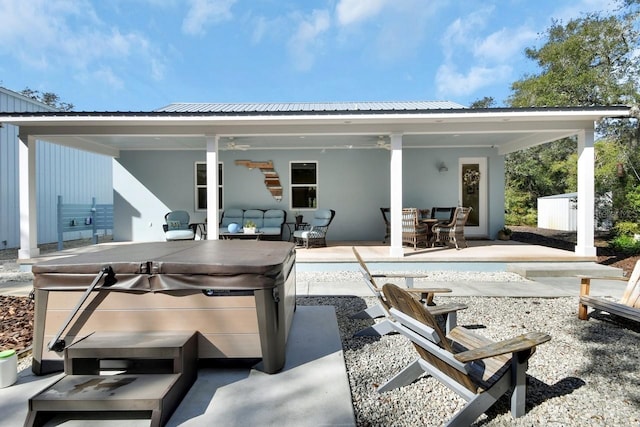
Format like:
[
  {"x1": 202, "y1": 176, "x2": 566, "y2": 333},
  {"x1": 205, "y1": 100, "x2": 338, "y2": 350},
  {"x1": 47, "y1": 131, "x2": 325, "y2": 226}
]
[{"x1": 1, "y1": 106, "x2": 630, "y2": 157}]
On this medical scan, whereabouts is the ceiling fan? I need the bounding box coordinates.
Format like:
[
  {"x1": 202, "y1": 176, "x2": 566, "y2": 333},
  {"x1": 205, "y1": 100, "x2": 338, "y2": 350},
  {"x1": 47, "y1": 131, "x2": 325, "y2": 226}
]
[
  {"x1": 376, "y1": 136, "x2": 391, "y2": 150},
  {"x1": 224, "y1": 138, "x2": 250, "y2": 151}
]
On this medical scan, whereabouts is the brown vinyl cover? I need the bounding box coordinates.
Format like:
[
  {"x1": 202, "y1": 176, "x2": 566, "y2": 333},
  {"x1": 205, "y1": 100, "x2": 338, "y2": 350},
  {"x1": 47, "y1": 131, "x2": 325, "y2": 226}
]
[{"x1": 32, "y1": 240, "x2": 296, "y2": 292}]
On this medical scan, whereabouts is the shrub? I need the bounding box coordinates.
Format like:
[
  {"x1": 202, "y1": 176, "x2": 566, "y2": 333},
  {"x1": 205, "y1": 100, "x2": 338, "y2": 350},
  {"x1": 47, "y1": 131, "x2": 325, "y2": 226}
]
[
  {"x1": 609, "y1": 234, "x2": 640, "y2": 255},
  {"x1": 613, "y1": 221, "x2": 640, "y2": 237}
]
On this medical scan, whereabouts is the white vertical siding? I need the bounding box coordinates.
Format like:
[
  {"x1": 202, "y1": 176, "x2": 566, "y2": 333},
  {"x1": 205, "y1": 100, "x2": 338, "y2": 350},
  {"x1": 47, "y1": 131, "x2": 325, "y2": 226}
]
[
  {"x1": 537, "y1": 194, "x2": 578, "y2": 231},
  {"x1": 0, "y1": 87, "x2": 113, "y2": 247}
]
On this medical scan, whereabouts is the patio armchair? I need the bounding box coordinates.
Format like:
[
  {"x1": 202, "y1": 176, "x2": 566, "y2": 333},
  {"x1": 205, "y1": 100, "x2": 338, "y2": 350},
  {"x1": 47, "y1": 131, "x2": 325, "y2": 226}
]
[
  {"x1": 402, "y1": 208, "x2": 430, "y2": 250},
  {"x1": 163, "y1": 210, "x2": 196, "y2": 241},
  {"x1": 431, "y1": 206, "x2": 472, "y2": 249},
  {"x1": 293, "y1": 209, "x2": 336, "y2": 248}
]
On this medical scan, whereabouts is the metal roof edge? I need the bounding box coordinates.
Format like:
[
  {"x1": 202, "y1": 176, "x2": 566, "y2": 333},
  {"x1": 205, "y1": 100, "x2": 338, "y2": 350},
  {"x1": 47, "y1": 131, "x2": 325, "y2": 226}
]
[{"x1": 0, "y1": 104, "x2": 631, "y2": 119}]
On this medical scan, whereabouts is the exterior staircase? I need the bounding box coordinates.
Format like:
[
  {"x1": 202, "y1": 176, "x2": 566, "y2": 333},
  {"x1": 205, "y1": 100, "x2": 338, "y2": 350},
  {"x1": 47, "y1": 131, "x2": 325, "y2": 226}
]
[{"x1": 25, "y1": 331, "x2": 198, "y2": 427}]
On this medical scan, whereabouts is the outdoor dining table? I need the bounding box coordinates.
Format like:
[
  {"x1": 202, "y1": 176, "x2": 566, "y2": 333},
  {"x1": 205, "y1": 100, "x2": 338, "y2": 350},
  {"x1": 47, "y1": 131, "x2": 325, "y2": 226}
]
[{"x1": 419, "y1": 218, "x2": 438, "y2": 242}]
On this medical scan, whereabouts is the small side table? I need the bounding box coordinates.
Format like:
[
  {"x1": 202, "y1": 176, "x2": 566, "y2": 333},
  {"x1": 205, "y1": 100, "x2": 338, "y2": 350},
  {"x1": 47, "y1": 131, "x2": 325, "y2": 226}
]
[{"x1": 220, "y1": 232, "x2": 263, "y2": 241}]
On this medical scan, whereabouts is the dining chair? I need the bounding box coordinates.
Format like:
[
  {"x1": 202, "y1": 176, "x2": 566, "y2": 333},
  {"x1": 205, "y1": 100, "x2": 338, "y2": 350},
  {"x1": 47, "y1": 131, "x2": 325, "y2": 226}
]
[
  {"x1": 431, "y1": 206, "x2": 473, "y2": 249},
  {"x1": 401, "y1": 208, "x2": 430, "y2": 250}
]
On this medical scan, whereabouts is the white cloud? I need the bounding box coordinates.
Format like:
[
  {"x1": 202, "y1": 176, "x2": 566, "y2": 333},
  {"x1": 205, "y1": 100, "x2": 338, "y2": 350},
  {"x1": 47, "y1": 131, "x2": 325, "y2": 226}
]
[
  {"x1": 335, "y1": 0, "x2": 389, "y2": 26},
  {"x1": 474, "y1": 27, "x2": 538, "y2": 62},
  {"x1": 437, "y1": 6, "x2": 536, "y2": 98},
  {"x1": 0, "y1": 0, "x2": 166, "y2": 89},
  {"x1": 334, "y1": 0, "x2": 442, "y2": 62},
  {"x1": 435, "y1": 63, "x2": 511, "y2": 97},
  {"x1": 441, "y1": 7, "x2": 494, "y2": 60},
  {"x1": 288, "y1": 10, "x2": 331, "y2": 71},
  {"x1": 93, "y1": 67, "x2": 125, "y2": 90},
  {"x1": 182, "y1": 0, "x2": 235, "y2": 36}
]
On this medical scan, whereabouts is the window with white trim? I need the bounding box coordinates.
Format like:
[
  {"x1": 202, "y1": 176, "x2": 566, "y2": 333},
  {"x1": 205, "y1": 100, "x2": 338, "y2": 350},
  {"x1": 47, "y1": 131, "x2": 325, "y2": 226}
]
[
  {"x1": 195, "y1": 162, "x2": 223, "y2": 211},
  {"x1": 290, "y1": 161, "x2": 317, "y2": 209}
]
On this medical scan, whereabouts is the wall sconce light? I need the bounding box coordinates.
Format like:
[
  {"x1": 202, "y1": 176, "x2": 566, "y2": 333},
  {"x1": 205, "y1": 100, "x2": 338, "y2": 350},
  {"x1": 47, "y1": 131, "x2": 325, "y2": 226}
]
[{"x1": 438, "y1": 162, "x2": 448, "y2": 173}]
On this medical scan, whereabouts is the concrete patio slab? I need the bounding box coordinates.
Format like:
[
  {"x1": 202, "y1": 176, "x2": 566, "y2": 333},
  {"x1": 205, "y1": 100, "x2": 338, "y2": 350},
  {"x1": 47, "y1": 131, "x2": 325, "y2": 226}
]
[{"x1": 0, "y1": 306, "x2": 355, "y2": 427}]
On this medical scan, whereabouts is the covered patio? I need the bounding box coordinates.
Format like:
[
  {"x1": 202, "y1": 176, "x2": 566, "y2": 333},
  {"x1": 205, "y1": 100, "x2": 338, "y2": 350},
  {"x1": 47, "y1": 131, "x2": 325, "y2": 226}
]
[{"x1": 0, "y1": 102, "x2": 630, "y2": 260}]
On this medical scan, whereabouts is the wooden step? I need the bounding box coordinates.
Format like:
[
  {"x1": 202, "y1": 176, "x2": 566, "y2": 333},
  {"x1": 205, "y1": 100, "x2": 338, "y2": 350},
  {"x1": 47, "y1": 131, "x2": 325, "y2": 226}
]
[
  {"x1": 25, "y1": 331, "x2": 198, "y2": 427},
  {"x1": 64, "y1": 331, "x2": 197, "y2": 376},
  {"x1": 25, "y1": 373, "x2": 185, "y2": 427}
]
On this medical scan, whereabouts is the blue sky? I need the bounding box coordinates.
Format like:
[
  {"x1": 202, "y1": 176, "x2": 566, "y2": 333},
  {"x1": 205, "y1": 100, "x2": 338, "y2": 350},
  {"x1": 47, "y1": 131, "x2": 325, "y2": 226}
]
[{"x1": 0, "y1": 0, "x2": 620, "y2": 111}]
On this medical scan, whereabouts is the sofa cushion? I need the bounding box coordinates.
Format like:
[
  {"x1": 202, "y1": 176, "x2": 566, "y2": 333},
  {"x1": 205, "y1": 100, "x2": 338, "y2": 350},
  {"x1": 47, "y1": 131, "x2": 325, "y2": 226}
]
[
  {"x1": 259, "y1": 227, "x2": 282, "y2": 235},
  {"x1": 220, "y1": 208, "x2": 244, "y2": 227},
  {"x1": 263, "y1": 209, "x2": 286, "y2": 228},
  {"x1": 165, "y1": 229, "x2": 195, "y2": 241},
  {"x1": 243, "y1": 209, "x2": 264, "y2": 228},
  {"x1": 167, "y1": 220, "x2": 183, "y2": 230}
]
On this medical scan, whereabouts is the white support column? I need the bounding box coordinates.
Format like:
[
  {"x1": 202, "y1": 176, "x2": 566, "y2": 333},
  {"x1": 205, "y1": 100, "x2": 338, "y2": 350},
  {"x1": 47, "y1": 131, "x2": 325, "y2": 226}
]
[
  {"x1": 206, "y1": 135, "x2": 220, "y2": 240},
  {"x1": 389, "y1": 133, "x2": 404, "y2": 257},
  {"x1": 576, "y1": 129, "x2": 596, "y2": 256},
  {"x1": 18, "y1": 134, "x2": 39, "y2": 259}
]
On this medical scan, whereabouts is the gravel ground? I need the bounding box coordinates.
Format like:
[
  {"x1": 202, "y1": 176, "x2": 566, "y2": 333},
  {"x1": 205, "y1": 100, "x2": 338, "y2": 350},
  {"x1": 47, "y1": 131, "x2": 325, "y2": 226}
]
[
  {"x1": 2, "y1": 237, "x2": 640, "y2": 425},
  {"x1": 299, "y1": 292, "x2": 640, "y2": 426}
]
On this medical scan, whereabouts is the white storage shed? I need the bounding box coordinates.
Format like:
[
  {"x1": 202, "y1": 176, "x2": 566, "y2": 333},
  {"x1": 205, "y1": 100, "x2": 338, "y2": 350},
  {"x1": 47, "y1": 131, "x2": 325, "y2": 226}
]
[{"x1": 537, "y1": 192, "x2": 578, "y2": 231}]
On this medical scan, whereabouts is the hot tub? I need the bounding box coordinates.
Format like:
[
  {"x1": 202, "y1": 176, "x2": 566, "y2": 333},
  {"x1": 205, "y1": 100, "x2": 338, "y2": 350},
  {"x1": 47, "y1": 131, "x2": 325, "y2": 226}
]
[{"x1": 30, "y1": 240, "x2": 296, "y2": 375}]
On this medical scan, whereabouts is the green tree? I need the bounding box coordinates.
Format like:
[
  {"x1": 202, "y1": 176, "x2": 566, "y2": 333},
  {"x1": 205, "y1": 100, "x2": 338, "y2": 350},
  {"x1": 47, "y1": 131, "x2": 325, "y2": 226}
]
[
  {"x1": 505, "y1": 5, "x2": 640, "y2": 226},
  {"x1": 20, "y1": 87, "x2": 74, "y2": 111},
  {"x1": 469, "y1": 96, "x2": 496, "y2": 109}
]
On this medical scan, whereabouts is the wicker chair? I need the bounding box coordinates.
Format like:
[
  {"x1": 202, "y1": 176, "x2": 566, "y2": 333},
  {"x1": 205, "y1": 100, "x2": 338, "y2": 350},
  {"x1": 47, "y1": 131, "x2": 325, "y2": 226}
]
[
  {"x1": 431, "y1": 206, "x2": 472, "y2": 249},
  {"x1": 401, "y1": 208, "x2": 430, "y2": 250},
  {"x1": 293, "y1": 209, "x2": 336, "y2": 248}
]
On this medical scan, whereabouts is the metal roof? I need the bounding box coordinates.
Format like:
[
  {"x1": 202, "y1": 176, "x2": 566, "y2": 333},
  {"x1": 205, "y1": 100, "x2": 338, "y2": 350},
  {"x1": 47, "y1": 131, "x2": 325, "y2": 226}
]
[{"x1": 154, "y1": 100, "x2": 467, "y2": 114}]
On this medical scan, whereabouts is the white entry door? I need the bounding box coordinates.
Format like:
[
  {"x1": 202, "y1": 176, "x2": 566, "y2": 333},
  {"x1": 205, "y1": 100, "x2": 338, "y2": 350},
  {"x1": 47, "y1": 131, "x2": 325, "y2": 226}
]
[{"x1": 459, "y1": 157, "x2": 488, "y2": 237}]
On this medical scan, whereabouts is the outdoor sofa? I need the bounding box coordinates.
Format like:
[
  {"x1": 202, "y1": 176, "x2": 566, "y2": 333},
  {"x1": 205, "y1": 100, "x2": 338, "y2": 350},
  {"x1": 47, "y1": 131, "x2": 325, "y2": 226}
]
[{"x1": 219, "y1": 208, "x2": 287, "y2": 240}]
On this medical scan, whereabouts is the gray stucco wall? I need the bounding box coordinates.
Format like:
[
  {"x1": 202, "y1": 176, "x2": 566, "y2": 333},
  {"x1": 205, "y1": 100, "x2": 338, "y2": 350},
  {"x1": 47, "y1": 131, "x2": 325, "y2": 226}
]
[{"x1": 114, "y1": 146, "x2": 504, "y2": 242}]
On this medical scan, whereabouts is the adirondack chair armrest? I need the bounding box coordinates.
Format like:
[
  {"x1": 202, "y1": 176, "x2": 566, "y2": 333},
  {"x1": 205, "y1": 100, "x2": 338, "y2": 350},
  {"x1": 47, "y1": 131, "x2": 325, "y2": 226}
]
[
  {"x1": 578, "y1": 275, "x2": 628, "y2": 297},
  {"x1": 427, "y1": 302, "x2": 468, "y2": 317},
  {"x1": 577, "y1": 275, "x2": 628, "y2": 283},
  {"x1": 372, "y1": 273, "x2": 429, "y2": 280},
  {"x1": 454, "y1": 332, "x2": 551, "y2": 363}
]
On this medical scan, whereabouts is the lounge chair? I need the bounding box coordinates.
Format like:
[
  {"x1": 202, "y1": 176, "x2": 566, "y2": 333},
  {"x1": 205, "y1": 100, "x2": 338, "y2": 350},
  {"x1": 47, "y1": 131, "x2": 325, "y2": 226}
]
[
  {"x1": 378, "y1": 283, "x2": 551, "y2": 426},
  {"x1": 350, "y1": 247, "x2": 466, "y2": 336},
  {"x1": 163, "y1": 211, "x2": 196, "y2": 241},
  {"x1": 578, "y1": 260, "x2": 640, "y2": 324}
]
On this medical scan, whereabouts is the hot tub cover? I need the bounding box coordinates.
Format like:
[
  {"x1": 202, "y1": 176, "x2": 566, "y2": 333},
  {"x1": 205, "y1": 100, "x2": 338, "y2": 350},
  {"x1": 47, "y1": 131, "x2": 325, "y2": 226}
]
[{"x1": 32, "y1": 241, "x2": 296, "y2": 292}]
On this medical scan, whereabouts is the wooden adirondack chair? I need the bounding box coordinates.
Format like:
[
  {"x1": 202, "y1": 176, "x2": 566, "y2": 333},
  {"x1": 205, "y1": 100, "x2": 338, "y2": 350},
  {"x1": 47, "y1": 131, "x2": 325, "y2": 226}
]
[
  {"x1": 350, "y1": 247, "x2": 467, "y2": 336},
  {"x1": 578, "y1": 260, "x2": 640, "y2": 323},
  {"x1": 379, "y1": 283, "x2": 551, "y2": 426}
]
